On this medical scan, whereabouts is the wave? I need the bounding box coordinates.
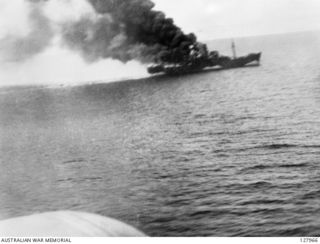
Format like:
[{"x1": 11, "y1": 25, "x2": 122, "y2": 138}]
[
  {"x1": 238, "y1": 199, "x2": 285, "y2": 206},
  {"x1": 212, "y1": 144, "x2": 320, "y2": 155},
  {"x1": 300, "y1": 189, "x2": 320, "y2": 200},
  {"x1": 240, "y1": 162, "x2": 309, "y2": 172},
  {"x1": 278, "y1": 163, "x2": 310, "y2": 168},
  {"x1": 254, "y1": 144, "x2": 320, "y2": 150},
  {"x1": 62, "y1": 158, "x2": 86, "y2": 164},
  {"x1": 248, "y1": 181, "x2": 274, "y2": 188}
]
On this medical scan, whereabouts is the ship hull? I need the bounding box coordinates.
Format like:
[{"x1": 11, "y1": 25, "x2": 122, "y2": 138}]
[
  {"x1": 218, "y1": 52, "x2": 261, "y2": 69},
  {"x1": 148, "y1": 53, "x2": 262, "y2": 76}
]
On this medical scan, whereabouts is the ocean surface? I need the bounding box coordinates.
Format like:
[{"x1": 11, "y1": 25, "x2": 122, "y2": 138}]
[{"x1": 1, "y1": 31, "x2": 320, "y2": 236}]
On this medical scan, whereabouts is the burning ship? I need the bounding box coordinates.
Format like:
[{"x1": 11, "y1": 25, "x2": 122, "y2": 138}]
[
  {"x1": 148, "y1": 41, "x2": 261, "y2": 75},
  {"x1": 50, "y1": 0, "x2": 261, "y2": 78}
]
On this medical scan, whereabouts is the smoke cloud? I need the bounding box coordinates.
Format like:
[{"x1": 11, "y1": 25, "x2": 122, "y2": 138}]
[
  {"x1": 0, "y1": 0, "x2": 200, "y2": 64},
  {"x1": 0, "y1": 0, "x2": 203, "y2": 85},
  {"x1": 0, "y1": 1, "x2": 54, "y2": 62},
  {"x1": 61, "y1": 0, "x2": 200, "y2": 64}
]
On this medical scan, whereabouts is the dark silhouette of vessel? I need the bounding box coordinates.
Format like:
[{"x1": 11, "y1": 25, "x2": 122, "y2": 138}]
[
  {"x1": 216, "y1": 52, "x2": 261, "y2": 69},
  {"x1": 148, "y1": 41, "x2": 261, "y2": 75}
]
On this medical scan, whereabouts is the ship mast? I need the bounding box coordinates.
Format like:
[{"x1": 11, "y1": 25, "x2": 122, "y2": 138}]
[{"x1": 231, "y1": 39, "x2": 237, "y2": 59}]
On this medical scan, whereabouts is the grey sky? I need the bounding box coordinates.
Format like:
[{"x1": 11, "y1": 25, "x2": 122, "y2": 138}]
[{"x1": 153, "y1": 0, "x2": 320, "y2": 40}]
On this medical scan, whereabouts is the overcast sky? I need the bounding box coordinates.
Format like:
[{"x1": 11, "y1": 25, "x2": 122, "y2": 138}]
[
  {"x1": 154, "y1": 0, "x2": 320, "y2": 40},
  {"x1": 0, "y1": 0, "x2": 320, "y2": 86}
]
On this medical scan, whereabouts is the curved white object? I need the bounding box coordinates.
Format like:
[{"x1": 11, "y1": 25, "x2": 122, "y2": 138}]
[{"x1": 0, "y1": 211, "x2": 145, "y2": 237}]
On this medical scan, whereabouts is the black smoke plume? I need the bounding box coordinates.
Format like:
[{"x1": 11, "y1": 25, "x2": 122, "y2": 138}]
[
  {"x1": 1, "y1": 0, "x2": 207, "y2": 65},
  {"x1": 62, "y1": 0, "x2": 201, "y2": 64}
]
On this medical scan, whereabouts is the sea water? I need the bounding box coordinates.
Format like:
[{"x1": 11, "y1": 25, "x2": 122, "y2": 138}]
[{"x1": 0, "y1": 31, "x2": 320, "y2": 236}]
